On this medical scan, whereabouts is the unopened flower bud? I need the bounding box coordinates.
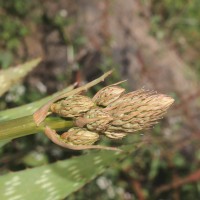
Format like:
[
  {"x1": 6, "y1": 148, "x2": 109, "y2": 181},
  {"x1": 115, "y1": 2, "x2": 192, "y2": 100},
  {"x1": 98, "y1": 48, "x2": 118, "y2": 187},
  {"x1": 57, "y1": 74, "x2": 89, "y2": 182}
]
[
  {"x1": 106, "y1": 89, "x2": 174, "y2": 133},
  {"x1": 92, "y1": 85, "x2": 125, "y2": 107},
  {"x1": 50, "y1": 95, "x2": 94, "y2": 117},
  {"x1": 61, "y1": 128, "x2": 99, "y2": 145},
  {"x1": 75, "y1": 108, "x2": 113, "y2": 132}
]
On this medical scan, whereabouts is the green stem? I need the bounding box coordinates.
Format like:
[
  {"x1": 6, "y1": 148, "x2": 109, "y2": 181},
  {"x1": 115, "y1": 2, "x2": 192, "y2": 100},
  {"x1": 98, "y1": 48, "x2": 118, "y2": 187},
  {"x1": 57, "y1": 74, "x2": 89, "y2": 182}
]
[{"x1": 0, "y1": 115, "x2": 74, "y2": 141}]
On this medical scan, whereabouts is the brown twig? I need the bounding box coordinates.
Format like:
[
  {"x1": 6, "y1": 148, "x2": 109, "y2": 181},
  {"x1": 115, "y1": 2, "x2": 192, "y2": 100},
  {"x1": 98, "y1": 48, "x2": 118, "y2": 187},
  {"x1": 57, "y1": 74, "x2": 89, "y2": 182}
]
[
  {"x1": 155, "y1": 169, "x2": 200, "y2": 195},
  {"x1": 132, "y1": 180, "x2": 146, "y2": 200}
]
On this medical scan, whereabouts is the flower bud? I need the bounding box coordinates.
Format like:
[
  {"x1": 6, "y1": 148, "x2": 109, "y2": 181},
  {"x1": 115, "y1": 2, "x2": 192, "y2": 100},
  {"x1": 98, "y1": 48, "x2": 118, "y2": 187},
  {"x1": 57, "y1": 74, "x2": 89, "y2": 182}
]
[
  {"x1": 50, "y1": 95, "x2": 94, "y2": 117},
  {"x1": 92, "y1": 85, "x2": 125, "y2": 107},
  {"x1": 106, "y1": 89, "x2": 174, "y2": 133},
  {"x1": 76, "y1": 108, "x2": 113, "y2": 132},
  {"x1": 61, "y1": 128, "x2": 99, "y2": 145}
]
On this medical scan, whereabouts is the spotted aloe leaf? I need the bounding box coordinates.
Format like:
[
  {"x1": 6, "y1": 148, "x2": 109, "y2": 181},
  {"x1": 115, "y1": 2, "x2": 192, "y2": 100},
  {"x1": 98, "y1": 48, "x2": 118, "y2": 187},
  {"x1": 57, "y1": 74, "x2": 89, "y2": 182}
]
[
  {"x1": 0, "y1": 85, "x2": 74, "y2": 122},
  {"x1": 0, "y1": 144, "x2": 137, "y2": 200},
  {"x1": 0, "y1": 57, "x2": 74, "y2": 123},
  {"x1": 0, "y1": 58, "x2": 41, "y2": 97}
]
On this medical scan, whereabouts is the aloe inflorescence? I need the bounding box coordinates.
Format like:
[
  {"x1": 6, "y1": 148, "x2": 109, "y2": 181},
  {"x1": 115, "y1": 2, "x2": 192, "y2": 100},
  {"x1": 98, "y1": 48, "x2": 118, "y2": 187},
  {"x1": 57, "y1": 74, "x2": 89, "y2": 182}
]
[{"x1": 34, "y1": 73, "x2": 174, "y2": 151}]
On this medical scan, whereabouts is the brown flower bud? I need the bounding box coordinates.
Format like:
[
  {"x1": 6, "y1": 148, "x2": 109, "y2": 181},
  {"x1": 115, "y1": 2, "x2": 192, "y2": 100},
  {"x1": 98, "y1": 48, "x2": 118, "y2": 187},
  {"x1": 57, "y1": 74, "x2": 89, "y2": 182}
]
[
  {"x1": 75, "y1": 108, "x2": 113, "y2": 132},
  {"x1": 106, "y1": 89, "x2": 174, "y2": 133},
  {"x1": 92, "y1": 85, "x2": 125, "y2": 107},
  {"x1": 50, "y1": 95, "x2": 94, "y2": 117},
  {"x1": 61, "y1": 128, "x2": 99, "y2": 145}
]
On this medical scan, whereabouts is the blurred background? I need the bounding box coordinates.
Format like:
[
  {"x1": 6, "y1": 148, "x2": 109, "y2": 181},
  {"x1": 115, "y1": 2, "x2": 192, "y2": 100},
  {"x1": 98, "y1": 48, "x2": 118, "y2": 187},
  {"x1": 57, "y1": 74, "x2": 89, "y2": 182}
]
[{"x1": 0, "y1": 0, "x2": 200, "y2": 199}]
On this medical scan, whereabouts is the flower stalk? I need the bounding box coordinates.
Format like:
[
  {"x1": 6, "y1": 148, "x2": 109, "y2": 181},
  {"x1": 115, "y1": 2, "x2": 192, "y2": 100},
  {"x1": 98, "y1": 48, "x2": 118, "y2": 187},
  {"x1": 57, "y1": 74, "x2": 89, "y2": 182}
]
[{"x1": 0, "y1": 115, "x2": 74, "y2": 141}]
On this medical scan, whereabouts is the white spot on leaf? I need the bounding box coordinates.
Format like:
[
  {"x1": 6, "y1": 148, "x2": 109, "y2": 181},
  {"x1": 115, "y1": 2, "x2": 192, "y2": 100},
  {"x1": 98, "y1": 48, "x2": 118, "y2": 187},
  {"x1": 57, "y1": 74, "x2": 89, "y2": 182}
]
[
  {"x1": 44, "y1": 169, "x2": 51, "y2": 174},
  {"x1": 72, "y1": 182, "x2": 80, "y2": 188},
  {"x1": 41, "y1": 182, "x2": 53, "y2": 189},
  {"x1": 8, "y1": 195, "x2": 23, "y2": 200}
]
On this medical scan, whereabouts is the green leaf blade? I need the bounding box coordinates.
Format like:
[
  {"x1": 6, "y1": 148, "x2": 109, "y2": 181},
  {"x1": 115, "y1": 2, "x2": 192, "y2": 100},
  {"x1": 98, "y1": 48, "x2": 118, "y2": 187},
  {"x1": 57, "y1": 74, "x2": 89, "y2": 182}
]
[
  {"x1": 0, "y1": 145, "x2": 136, "y2": 200},
  {"x1": 0, "y1": 58, "x2": 41, "y2": 97}
]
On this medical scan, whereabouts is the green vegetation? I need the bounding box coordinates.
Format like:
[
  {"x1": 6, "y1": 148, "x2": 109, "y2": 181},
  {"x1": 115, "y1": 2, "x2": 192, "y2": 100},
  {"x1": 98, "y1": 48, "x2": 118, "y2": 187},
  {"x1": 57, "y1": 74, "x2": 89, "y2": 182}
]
[
  {"x1": 0, "y1": 1, "x2": 200, "y2": 199},
  {"x1": 150, "y1": 0, "x2": 200, "y2": 75}
]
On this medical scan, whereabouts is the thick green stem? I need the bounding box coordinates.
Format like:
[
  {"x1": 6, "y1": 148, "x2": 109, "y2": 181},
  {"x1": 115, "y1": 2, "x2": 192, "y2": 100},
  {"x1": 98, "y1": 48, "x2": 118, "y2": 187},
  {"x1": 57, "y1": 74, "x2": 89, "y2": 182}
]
[{"x1": 0, "y1": 115, "x2": 74, "y2": 141}]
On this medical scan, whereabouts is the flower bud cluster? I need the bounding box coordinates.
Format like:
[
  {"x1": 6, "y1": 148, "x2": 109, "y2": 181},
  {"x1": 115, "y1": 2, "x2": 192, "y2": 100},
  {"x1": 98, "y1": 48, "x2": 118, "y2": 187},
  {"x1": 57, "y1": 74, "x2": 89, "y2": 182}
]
[{"x1": 51, "y1": 85, "x2": 174, "y2": 142}]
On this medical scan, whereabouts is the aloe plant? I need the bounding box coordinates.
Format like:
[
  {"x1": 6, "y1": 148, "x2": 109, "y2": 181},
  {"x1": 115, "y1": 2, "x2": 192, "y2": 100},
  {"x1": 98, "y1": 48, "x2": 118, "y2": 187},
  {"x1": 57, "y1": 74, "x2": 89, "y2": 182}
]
[
  {"x1": 0, "y1": 144, "x2": 139, "y2": 200},
  {"x1": 0, "y1": 59, "x2": 174, "y2": 199}
]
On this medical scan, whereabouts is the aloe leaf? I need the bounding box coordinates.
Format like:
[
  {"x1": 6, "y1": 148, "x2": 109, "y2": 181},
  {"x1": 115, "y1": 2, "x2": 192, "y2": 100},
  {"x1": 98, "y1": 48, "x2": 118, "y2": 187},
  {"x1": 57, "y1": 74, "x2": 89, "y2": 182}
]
[
  {"x1": 0, "y1": 85, "x2": 74, "y2": 122},
  {"x1": 0, "y1": 140, "x2": 9, "y2": 148},
  {"x1": 0, "y1": 70, "x2": 111, "y2": 122},
  {"x1": 0, "y1": 144, "x2": 137, "y2": 200},
  {"x1": 0, "y1": 58, "x2": 41, "y2": 97}
]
